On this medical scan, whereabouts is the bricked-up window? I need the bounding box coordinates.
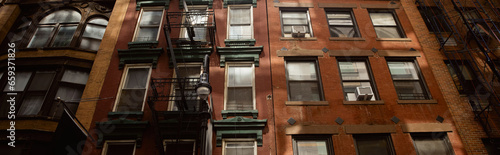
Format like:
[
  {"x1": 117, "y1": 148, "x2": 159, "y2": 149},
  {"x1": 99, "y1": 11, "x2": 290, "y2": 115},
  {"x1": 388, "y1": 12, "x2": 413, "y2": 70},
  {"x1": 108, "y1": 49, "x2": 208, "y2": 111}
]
[
  {"x1": 417, "y1": 6, "x2": 452, "y2": 32},
  {"x1": 169, "y1": 63, "x2": 202, "y2": 111},
  {"x1": 354, "y1": 134, "x2": 395, "y2": 155},
  {"x1": 102, "y1": 141, "x2": 136, "y2": 155},
  {"x1": 411, "y1": 133, "x2": 454, "y2": 155},
  {"x1": 293, "y1": 135, "x2": 334, "y2": 155},
  {"x1": 280, "y1": 9, "x2": 313, "y2": 37},
  {"x1": 368, "y1": 10, "x2": 405, "y2": 38},
  {"x1": 326, "y1": 9, "x2": 360, "y2": 37},
  {"x1": 227, "y1": 5, "x2": 253, "y2": 40},
  {"x1": 28, "y1": 10, "x2": 81, "y2": 48},
  {"x1": 134, "y1": 8, "x2": 164, "y2": 42},
  {"x1": 387, "y1": 59, "x2": 430, "y2": 100},
  {"x1": 285, "y1": 59, "x2": 323, "y2": 101},
  {"x1": 225, "y1": 63, "x2": 255, "y2": 110},
  {"x1": 164, "y1": 139, "x2": 196, "y2": 155},
  {"x1": 223, "y1": 139, "x2": 256, "y2": 155},
  {"x1": 181, "y1": 6, "x2": 208, "y2": 41},
  {"x1": 80, "y1": 17, "x2": 108, "y2": 51},
  {"x1": 114, "y1": 65, "x2": 151, "y2": 112},
  {"x1": 338, "y1": 58, "x2": 377, "y2": 101}
]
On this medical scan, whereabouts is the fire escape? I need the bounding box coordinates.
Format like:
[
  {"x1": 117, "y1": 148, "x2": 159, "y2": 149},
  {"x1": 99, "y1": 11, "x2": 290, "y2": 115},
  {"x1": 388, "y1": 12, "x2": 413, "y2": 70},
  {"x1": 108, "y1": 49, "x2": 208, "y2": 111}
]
[
  {"x1": 147, "y1": 7, "x2": 215, "y2": 155},
  {"x1": 416, "y1": 0, "x2": 500, "y2": 139}
]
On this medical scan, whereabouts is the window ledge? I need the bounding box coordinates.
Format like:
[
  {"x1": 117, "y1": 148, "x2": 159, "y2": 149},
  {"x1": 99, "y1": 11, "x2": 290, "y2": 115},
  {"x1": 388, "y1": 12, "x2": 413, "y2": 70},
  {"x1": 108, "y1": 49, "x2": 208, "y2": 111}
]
[
  {"x1": 375, "y1": 38, "x2": 412, "y2": 42},
  {"x1": 329, "y1": 37, "x2": 365, "y2": 41},
  {"x1": 221, "y1": 110, "x2": 258, "y2": 119},
  {"x1": 280, "y1": 37, "x2": 317, "y2": 41},
  {"x1": 343, "y1": 100, "x2": 385, "y2": 105},
  {"x1": 397, "y1": 99, "x2": 438, "y2": 104},
  {"x1": 285, "y1": 101, "x2": 329, "y2": 106}
]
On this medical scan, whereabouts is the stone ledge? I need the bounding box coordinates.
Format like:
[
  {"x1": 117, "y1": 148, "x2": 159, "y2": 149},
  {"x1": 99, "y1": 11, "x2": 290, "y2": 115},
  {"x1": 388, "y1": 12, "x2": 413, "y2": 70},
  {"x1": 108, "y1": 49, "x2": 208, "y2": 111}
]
[
  {"x1": 343, "y1": 100, "x2": 385, "y2": 105},
  {"x1": 280, "y1": 37, "x2": 317, "y2": 41},
  {"x1": 285, "y1": 101, "x2": 329, "y2": 106},
  {"x1": 286, "y1": 125, "x2": 340, "y2": 135},
  {"x1": 401, "y1": 123, "x2": 453, "y2": 133},
  {"x1": 375, "y1": 38, "x2": 412, "y2": 42},
  {"x1": 274, "y1": 2, "x2": 314, "y2": 8},
  {"x1": 329, "y1": 37, "x2": 366, "y2": 41}
]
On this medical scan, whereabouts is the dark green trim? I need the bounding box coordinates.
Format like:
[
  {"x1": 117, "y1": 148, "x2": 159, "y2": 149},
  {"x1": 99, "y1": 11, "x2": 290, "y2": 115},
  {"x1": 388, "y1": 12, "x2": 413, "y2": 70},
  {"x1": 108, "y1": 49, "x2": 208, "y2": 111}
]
[
  {"x1": 136, "y1": 0, "x2": 170, "y2": 10},
  {"x1": 128, "y1": 41, "x2": 159, "y2": 49},
  {"x1": 167, "y1": 47, "x2": 213, "y2": 66},
  {"x1": 217, "y1": 46, "x2": 263, "y2": 67},
  {"x1": 224, "y1": 39, "x2": 256, "y2": 47},
  {"x1": 108, "y1": 111, "x2": 144, "y2": 121},
  {"x1": 95, "y1": 119, "x2": 149, "y2": 148},
  {"x1": 223, "y1": 0, "x2": 257, "y2": 8},
  {"x1": 117, "y1": 48, "x2": 163, "y2": 69},
  {"x1": 221, "y1": 110, "x2": 258, "y2": 119},
  {"x1": 180, "y1": 0, "x2": 213, "y2": 9},
  {"x1": 213, "y1": 116, "x2": 267, "y2": 146}
]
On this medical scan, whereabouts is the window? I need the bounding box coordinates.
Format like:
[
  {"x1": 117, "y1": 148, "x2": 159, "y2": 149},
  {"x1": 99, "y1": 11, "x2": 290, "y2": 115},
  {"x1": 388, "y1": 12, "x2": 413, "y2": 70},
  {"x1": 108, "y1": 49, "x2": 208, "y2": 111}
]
[
  {"x1": 114, "y1": 65, "x2": 151, "y2": 112},
  {"x1": 293, "y1": 135, "x2": 334, "y2": 155},
  {"x1": 338, "y1": 59, "x2": 377, "y2": 101},
  {"x1": 286, "y1": 60, "x2": 323, "y2": 101},
  {"x1": 28, "y1": 10, "x2": 81, "y2": 48},
  {"x1": 227, "y1": 5, "x2": 253, "y2": 40},
  {"x1": 164, "y1": 139, "x2": 196, "y2": 155},
  {"x1": 369, "y1": 10, "x2": 405, "y2": 38},
  {"x1": 134, "y1": 8, "x2": 164, "y2": 42},
  {"x1": 411, "y1": 133, "x2": 454, "y2": 155},
  {"x1": 223, "y1": 139, "x2": 256, "y2": 155},
  {"x1": 417, "y1": 6, "x2": 452, "y2": 33},
  {"x1": 280, "y1": 9, "x2": 313, "y2": 37},
  {"x1": 49, "y1": 70, "x2": 89, "y2": 117},
  {"x1": 354, "y1": 134, "x2": 395, "y2": 155},
  {"x1": 102, "y1": 141, "x2": 136, "y2": 155},
  {"x1": 169, "y1": 63, "x2": 202, "y2": 111},
  {"x1": 225, "y1": 63, "x2": 255, "y2": 110},
  {"x1": 80, "y1": 17, "x2": 109, "y2": 51},
  {"x1": 181, "y1": 6, "x2": 208, "y2": 41},
  {"x1": 387, "y1": 60, "x2": 430, "y2": 100},
  {"x1": 326, "y1": 10, "x2": 360, "y2": 37},
  {"x1": 445, "y1": 61, "x2": 476, "y2": 94}
]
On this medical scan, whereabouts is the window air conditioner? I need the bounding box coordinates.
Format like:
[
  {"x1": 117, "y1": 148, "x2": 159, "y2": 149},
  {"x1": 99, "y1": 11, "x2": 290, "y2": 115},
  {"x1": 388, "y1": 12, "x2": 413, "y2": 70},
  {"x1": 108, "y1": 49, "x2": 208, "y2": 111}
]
[
  {"x1": 355, "y1": 86, "x2": 373, "y2": 101},
  {"x1": 291, "y1": 26, "x2": 306, "y2": 38}
]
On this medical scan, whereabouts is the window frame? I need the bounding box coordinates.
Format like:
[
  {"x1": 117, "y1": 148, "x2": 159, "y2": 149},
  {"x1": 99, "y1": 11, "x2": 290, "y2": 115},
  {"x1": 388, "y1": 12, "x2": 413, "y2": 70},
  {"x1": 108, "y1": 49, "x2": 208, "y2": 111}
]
[
  {"x1": 280, "y1": 8, "x2": 314, "y2": 37},
  {"x1": 222, "y1": 138, "x2": 257, "y2": 155},
  {"x1": 285, "y1": 58, "x2": 324, "y2": 101},
  {"x1": 353, "y1": 134, "x2": 395, "y2": 155},
  {"x1": 113, "y1": 64, "x2": 152, "y2": 112},
  {"x1": 224, "y1": 62, "x2": 256, "y2": 110},
  {"x1": 416, "y1": 6, "x2": 452, "y2": 33},
  {"x1": 27, "y1": 9, "x2": 82, "y2": 48},
  {"x1": 226, "y1": 4, "x2": 254, "y2": 40},
  {"x1": 102, "y1": 140, "x2": 136, "y2": 155},
  {"x1": 79, "y1": 16, "x2": 109, "y2": 51},
  {"x1": 368, "y1": 10, "x2": 406, "y2": 38},
  {"x1": 324, "y1": 9, "x2": 361, "y2": 38},
  {"x1": 386, "y1": 58, "x2": 431, "y2": 100},
  {"x1": 168, "y1": 63, "x2": 203, "y2": 111},
  {"x1": 163, "y1": 139, "x2": 196, "y2": 155},
  {"x1": 132, "y1": 7, "x2": 165, "y2": 42},
  {"x1": 292, "y1": 135, "x2": 334, "y2": 155},
  {"x1": 179, "y1": 5, "x2": 209, "y2": 41},
  {"x1": 337, "y1": 57, "x2": 379, "y2": 101},
  {"x1": 410, "y1": 133, "x2": 455, "y2": 155}
]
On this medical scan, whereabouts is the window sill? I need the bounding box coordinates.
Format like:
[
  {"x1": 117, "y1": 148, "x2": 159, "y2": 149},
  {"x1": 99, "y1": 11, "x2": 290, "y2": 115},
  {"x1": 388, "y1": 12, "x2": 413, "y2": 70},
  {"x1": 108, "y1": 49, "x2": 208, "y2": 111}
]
[
  {"x1": 397, "y1": 99, "x2": 438, "y2": 104},
  {"x1": 280, "y1": 37, "x2": 317, "y2": 41},
  {"x1": 285, "y1": 101, "x2": 329, "y2": 106},
  {"x1": 329, "y1": 37, "x2": 365, "y2": 41},
  {"x1": 221, "y1": 110, "x2": 258, "y2": 119},
  {"x1": 343, "y1": 100, "x2": 385, "y2": 105},
  {"x1": 375, "y1": 38, "x2": 412, "y2": 42}
]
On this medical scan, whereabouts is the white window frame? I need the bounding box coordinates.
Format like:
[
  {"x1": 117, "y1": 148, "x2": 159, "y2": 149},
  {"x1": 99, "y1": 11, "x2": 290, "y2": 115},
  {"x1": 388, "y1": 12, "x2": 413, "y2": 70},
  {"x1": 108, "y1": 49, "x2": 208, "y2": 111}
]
[
  {"x1": 163, "y1": 139, "x2": 196, "y2": 155},
  {"x1": 101, "y1": 140, "x2": 136, "y2": 155},
  {"x1": 132, "y1": 7, "x2": 165, "y2": 42},
  {"x1": 168, "y1": 63, "x2": 203, "y2": 111},
  {"x1": 223, "y1": 62, "x2": 256, "y2": 110},
  {"x1": 226, "y1": 4, "x2": 254, "y2": 40},
  {"x1": 222, "y1": 139, "x2": 257, "y2": 155},
  {"x1": 179, "y1": 5, "x2": 209, "y2": 41},
  {"x1": 280, "y1": 9, "x2": 314, "y2": 38},
  {"x1": 113, "y1": 64, "x2": 152, "y2": 112}
]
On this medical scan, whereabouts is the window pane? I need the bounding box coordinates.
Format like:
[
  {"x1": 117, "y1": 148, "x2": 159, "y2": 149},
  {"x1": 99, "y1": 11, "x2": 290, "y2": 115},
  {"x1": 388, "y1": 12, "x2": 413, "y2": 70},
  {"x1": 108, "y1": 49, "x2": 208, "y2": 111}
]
[
  {"x1": 177, "y1": 66, "x2": 201, "y2": 78},
  {"x1": 28, "y1": 27, "x2": 54, "y2": 48},
  {"x1": 343, "y1": 82, "x2": 374, "y2": 101},
  {"x1": 370, "y1": 13, "x2": 396, "y2": 26},
  {"x1": 165, "y1": 141, "x2": 195, "y2": 155},
  {"x1": 388, "y1": 62, "x2": 419, "y2": 80},
  {"x1": 283, "y1": 18, "x2": 308, "y2": 25},
  {"x1": 124, "y1": 68, "x2": 149, "y2": 89},
  {"x1": 329, "y1": 26, "x2": 357, "y2": 37},
  {"x1": 228, "y1": 66, "x2": 253, "y2": 87},
  {"x1": 227, "y1": 87, "x2": 253, "y2": 110},
  {"x1": 4, "y1": 72, "x2": 32, "y2": 91},
  {"x1": 52, "y1": 26, "x2": 77, "y2": 47},
  {"x1": 297, "y1": 140, "x2": 328, "y2": 155},
  {"x1": 105, "y1": 143, "x2": 135, "y2": 155},
  {"x1": 80, "y1": 38, "x2": 101, "y2": 51},
  {"x1": 413, "y1": 136, "x2": 453, "y2": 155},
  {"x1": 282, "y1": 12, "x2": 307, "y2": 18},
  {"x1": 225, "y1": 142, "x2": 254, "y2": 155},
  {"x1": 327, "y1": 13, "x2": 353, "y2": 25},
  {"x1": 116, "y1": 89, "x2": 146, "y2": 111},
  {"x1": 374, "y1": 27, "x2": 401, "y2": 38},
  {"x1": 39, "y1": 10, "x2": 81, "y2": 24},
  {"x1": 88, "y1": 18, "x2": 108, "y2": 26},
  {"x1": 140, "y1": 10, "x2": 163, "y2": 26},
  {"x1": 229, "y1": 25, "x2": 252, "y2": 40},
  {"x1": 394, "y1": 81, "x2": 426, "y2": 100},
  {"x1": 339, "y1": 62, "x2": 369, "y2": 80},
  {"x1": 289, "y1": 81, "x2": 321, "y2": 101},
  {"x1": 82, "y1": 24, "x2": 106, "y2": 39},
  {"x1": 230, "y1": 8, "x2": 251, "y2": 24},
  {"x1": 287, "y1": 62, "x2": 318, "y2": 81},
  {"x1": 55, "y1": 86, "x2": 83, "y2": 101},
  {"x1": 355, "y1": 135, "x2": 393, "y2": 155},
  {"x1": 62, "y1": 70, "x2": 89, "y2": 85},
  {"x1": 28, "y1": 71, "x2": 55, "y2": 91},
  {"x1": 136, "y1": 27, "x2": 158, "y2": 41},
  {"x1": 18, "y1": 95, "x2": 45, "y2": 116}
]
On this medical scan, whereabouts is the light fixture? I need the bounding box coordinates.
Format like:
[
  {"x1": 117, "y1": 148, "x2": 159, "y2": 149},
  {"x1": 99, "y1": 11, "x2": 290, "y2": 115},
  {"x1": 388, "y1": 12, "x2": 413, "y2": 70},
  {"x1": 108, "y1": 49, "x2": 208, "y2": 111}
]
[{"x1": 196, "y1": 54, "x2": 212, "y2": 100}]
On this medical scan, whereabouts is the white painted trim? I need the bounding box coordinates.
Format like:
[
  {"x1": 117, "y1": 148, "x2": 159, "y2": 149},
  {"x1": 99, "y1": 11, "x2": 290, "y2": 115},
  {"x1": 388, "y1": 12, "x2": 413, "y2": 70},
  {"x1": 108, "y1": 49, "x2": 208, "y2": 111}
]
[
  {"x1": 223, "y1": 62, "x2": 256, "y2": 110},
  {"x1": 132, "y1": 7, "x2": 165, "y2": 42},
  {"x1": 222, "y1": 139, "x2": 257, "y2": 155},
  {"x1": 112, "y1": 64, "x2": 152, "y2": 112},
  {"x1": 163, "y1": 139, "x2": 196, "y2": 155},
  {"x1": 101, "y1": 140, "x2": 136, "y2": 155},
  {"x1": 168, "y1": 63, "x2": 203, "y2": 111},
  {"x1": 226, "y1": 4, "x2": 254, "y2": 40}
]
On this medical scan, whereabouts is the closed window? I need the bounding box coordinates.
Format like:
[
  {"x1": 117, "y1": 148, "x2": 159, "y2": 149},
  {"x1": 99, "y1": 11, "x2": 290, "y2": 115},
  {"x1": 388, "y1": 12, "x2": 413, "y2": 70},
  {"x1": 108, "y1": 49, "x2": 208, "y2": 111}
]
[
  {"x1": 28, "y1": 10, "x2": 81, "y2": 48},
  {"x1": 293, "y1": 135, "x2": 334, "y2": 155},
  {"x1": 223, "y1": 139, "x2": 256, "y2": 155},
  {"x1": 338, "y1": 59, "x2": 377, "y2": 101},
  {"x1": 225, "y1": 63, "x2": 255, "y2": 110},
  {"x1": 80, "y1": 17, "x2": 108, "y2": 51},
  {"x1": 411, "y1": 133, "x2": 454, "y2": 155},
  {"x1": 326, "y1": 10, "x2": 360, "y2": 37},
  {"x1": 417, "y1": 6, "x2": 452, "y2": 32},
  {"x1": 286, "y1": 60, "x2": 323, "y2": 101},
  {"x1": 164, "y1": 139, "x2": 196, "y2": 155},
  {"x1": 227, "y1": 5, "x2": 253, "y2": 40},
  {"x1": 445, "y1": 61, "x2": 476, "y2": 94},
  {"x1": 102, "y1": 141, "x2": 136, "y2": 155},
  {"x1": 387, "y1": 60, "x2": 430, "y2": 100},
  {"x1": 280, "y1": 9, "x2": 313, "y2": 37},
  {"x1": 134, "y1": 8, "x2": 164, "y2": 42},
  {"x1": 354, "y1": 134, "x2": 395, "y2": 155},
  {"x1": 181, "y1": 6, "x2": 208, "y2": 41},
  {"x1": 369, "y1": 10, "x2": 405, "y2": 38},
  {"x1": 169, "y1": 63, "x2": 202, "y2": 111},
  {"x1": 114, "y1": 65, "x2": 151, "y2": 112}
]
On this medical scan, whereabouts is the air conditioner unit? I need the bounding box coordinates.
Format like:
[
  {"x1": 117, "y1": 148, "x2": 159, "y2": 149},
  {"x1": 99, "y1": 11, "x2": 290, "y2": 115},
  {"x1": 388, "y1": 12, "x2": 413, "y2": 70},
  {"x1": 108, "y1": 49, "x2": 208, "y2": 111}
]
[
  {"x1": 355, "y1": 86, "x2": 373, "y2": 101},
  {"x1": 291, "y1": 26, "x2": 306, "y2": 38}
]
